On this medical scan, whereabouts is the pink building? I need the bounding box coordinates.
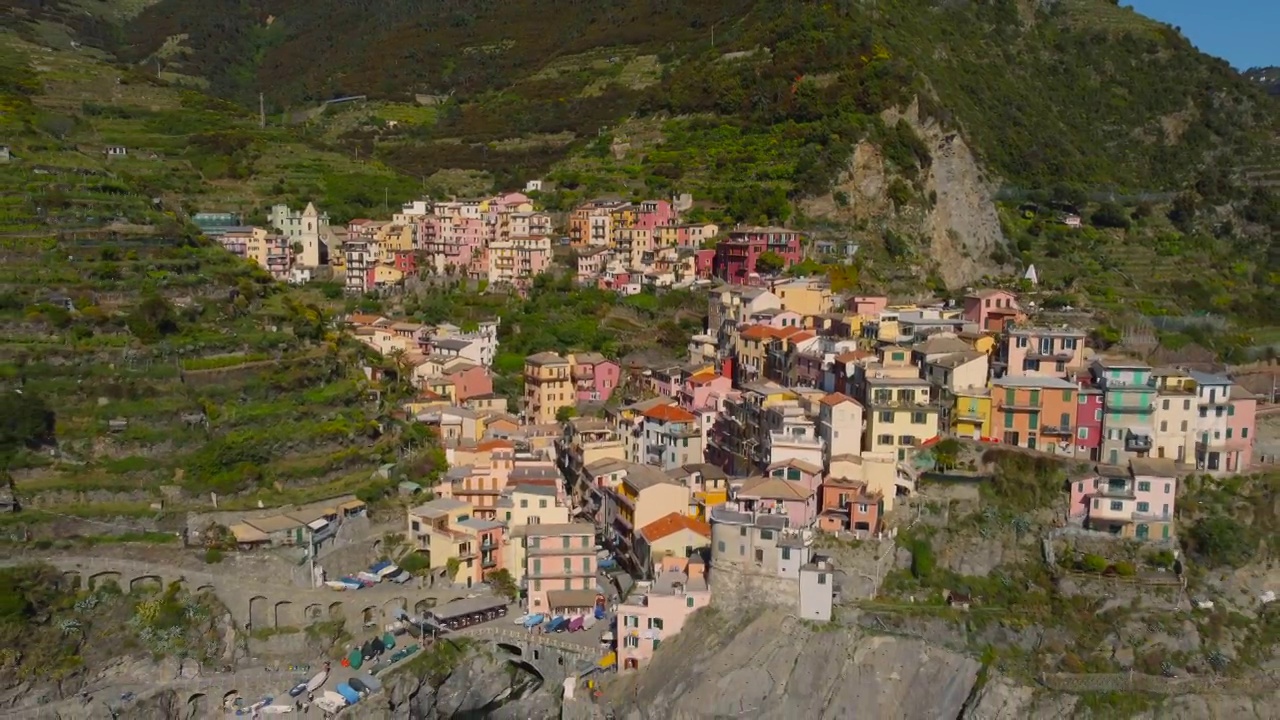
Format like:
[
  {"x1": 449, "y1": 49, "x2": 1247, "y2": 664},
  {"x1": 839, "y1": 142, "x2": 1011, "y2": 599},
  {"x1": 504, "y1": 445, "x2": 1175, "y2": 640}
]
[
  {"x1": 523, "y1": 522, "x2": 598, "y2": 615},
  {"x1": 577, "y1": 248, "x2": 610, "y2": 283},
  {"x1": 616, "y1": 556, "x2": 711, "y2": 671},
  {"x1": 633, "y1": 199, "x2": 676, "y2": 229},
  {"x1": 569, "y1": 352, "x2": 620, "y2": 403},
  {"x1": 711, "y1": 227, "x2": 804, "y2": 284},
  {"x1": 445, "y1": 365, "x2": 494, "y2": 402},
  {"x1": 749, "y1": 308, "x2": 803, "y2": 329},
  {"x1": 1074, "y1": 386, "x2": 1103, "y2": 460},
  {"x1": 963, "y1": 289, "x2": 1021, "y2": 332},
  {"x1": 847, "y1": 296, "x2": 889, "y2": 316},
  {"x1": 679, "y1": 371, "x2": 732, "y2": 413},
  {"x1": 1067, "y1": 458, "x2": 1177, "y2": 541},
  {"x1": 455, "y1": 518, "x2": 505, "y2": 585},
  {"x1": 999, "y1": 326, "x2": 1087, "y2": 378},
  {"x1": 693, "y1": 249, "x2": 715, "y2": 278},
  {"x1": 598, "y1": 269, "x2": 632, "y2": 292},
  {"x1": 1224, "y1": 385, "x2": 1257, "y2": 471},
  {"x1": 733, "y1": 476, "x2": 818, "y2": 527},
  {"x1": 766, "y1": 458, "x2": 823, "y2": 498}
]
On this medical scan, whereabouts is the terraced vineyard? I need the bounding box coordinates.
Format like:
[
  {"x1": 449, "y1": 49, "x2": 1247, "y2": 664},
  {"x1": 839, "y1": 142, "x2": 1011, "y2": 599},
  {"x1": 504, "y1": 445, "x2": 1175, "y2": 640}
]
[{"x1": 0, "y1": 32, "x2": 425, "y2": 537}]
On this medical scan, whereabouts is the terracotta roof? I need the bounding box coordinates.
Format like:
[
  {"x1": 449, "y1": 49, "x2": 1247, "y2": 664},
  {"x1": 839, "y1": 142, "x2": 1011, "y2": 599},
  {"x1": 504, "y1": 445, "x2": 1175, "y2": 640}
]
[
  {"x1": 688, "y1": 371, "x2": 722, "y2": 385},
  {"x1": 638, "y1": 512, "x2": 711, "y2": 543},
  {"x1": 819, "y1": 392, "x2": 856, "y2": 406},
  {"x1": 789, "y1": 331, "x2": 817, "y2": 343},
  {"x1": 774, "y1": 327, "x2": 804, "y2": 340},
  {"x1": 642, "y1": 404, "x2": 697, "y2": 423},
  {"x1": 347, "y1": 313, "x2": 385, "y2": 325},
  {"x1": 835, "y1": 350, "x2": 874, "y2": 363},
  {"x1": 525, "y1": 351, "x2": 568, "y2": 366},
  {"x1": 476, "y1": 439, "x2": 514, "y2": 452},
  {"x1": 739, "y1": 325, "x2": 779, "y2": 341}
]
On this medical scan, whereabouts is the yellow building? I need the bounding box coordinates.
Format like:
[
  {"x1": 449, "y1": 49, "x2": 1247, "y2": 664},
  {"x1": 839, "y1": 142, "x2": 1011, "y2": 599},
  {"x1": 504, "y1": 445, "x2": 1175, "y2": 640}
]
[
  {"x1": 523, "y1": 351, "x2": 573, "y2": 425},
  {"x1": 406, "y1": 497, "x2": 495, "y2": 583},
  {"x1": 863, "y1": 376, "x2": 941, "y2": 461},
  {"x1": 772, "y1": 278, "x2": 837, "y2": 319},
  {"x1": 374, "y1": 265, "x2": 404, "y2": 286},
  {"x1": 611, "y1": 466, "x2": 691, "y2": 562},
  {"x1": 376, "y1": 223, "x2": 415, "y2": 263},
  {"x1": 952, "y1": 388, "x2": 993, "y2": 439}
]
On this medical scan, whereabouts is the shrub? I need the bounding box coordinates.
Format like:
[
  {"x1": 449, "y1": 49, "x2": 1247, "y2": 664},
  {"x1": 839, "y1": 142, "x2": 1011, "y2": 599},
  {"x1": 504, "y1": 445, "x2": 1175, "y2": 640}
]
[
  {"x1": 1081, "y1": 554, "x2": 1108, "y2": 573},
  {"x1": 909, "y1": 538, "x2": 935, "y2": 580},
  {"x1": 1113, "y1": 561, "x2": 1137, "y2": 577},
  {"x1": 1186, "y1": 515, "x2": 1257, "y2": 568},
  {"x1": 203, "y1": 548, "x2": 224, "y2": 564}
]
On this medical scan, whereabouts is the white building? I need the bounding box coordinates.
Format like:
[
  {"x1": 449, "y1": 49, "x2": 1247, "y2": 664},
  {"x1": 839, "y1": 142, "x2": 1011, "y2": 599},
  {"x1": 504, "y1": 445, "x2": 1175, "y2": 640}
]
[{"x1": 270, "y1": 202, "x2": 331, "y2": 267}]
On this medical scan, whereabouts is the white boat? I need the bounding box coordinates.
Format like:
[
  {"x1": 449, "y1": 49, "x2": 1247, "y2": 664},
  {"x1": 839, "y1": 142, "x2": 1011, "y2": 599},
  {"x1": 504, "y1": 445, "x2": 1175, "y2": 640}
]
[
  {"x1": 324, "y1": 581, "x2": 350, "y2": 591},
  {"x1": 260, "y1": 706, "x2": 295, "y2": 714},
  {"x1": 305, "y1": 669, "x2": 328, "y2": 693}
]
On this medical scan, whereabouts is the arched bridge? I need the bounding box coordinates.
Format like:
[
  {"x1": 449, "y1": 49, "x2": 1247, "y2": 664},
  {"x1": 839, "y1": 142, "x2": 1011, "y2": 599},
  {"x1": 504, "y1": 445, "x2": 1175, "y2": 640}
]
[
  {"x1": 454, "y1": 626, "x2": 599, "y2": 685},
  {"x1": 7, "y1": 555, "x2": 478, "y2": 633}
]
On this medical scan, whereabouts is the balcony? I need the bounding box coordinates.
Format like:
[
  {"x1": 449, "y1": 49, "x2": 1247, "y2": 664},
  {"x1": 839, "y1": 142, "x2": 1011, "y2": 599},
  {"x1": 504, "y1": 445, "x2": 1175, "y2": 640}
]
[
  {"x1": 1125, "y1": 433, "x2": 1153, "y2": 451},
  {"x1": 1107, "y1": 403, "x2": 1155, "y2": 414},
  {"x1": 1093, "y1": 481, "x2": 1136, "y2": 499},
  {"x1": 1039, "y1": 424, "x2": 1073, "y2": 436},
  {"x1": 954, "y1": 409, "x2": 988, "y2": 423}
]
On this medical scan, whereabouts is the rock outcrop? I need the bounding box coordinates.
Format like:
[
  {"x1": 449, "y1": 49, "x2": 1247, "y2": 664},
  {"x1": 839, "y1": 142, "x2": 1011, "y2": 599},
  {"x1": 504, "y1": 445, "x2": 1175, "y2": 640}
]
[{"x1": 608, "y1": 609, "x2": 981, "y2": 719}]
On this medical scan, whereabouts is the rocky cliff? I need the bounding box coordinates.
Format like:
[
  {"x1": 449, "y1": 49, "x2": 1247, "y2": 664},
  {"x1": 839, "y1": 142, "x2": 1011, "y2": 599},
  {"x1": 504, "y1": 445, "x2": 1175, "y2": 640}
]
[{"x1": 601, "y1": 607, "x2": 1280, "y2": 720}]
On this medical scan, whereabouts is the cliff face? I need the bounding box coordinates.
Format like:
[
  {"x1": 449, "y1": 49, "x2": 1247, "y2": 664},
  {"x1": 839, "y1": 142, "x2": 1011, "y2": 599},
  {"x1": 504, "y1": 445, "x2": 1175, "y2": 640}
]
[{"x1": 607, "y1": 609, "x2": 981, "y2": 719}]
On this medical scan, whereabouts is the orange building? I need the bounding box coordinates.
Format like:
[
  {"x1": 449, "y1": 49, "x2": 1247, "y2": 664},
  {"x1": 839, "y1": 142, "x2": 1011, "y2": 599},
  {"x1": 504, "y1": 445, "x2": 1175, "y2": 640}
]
[{"x1": 991, "y1": 376, "x2": 1079, "y2": 454}]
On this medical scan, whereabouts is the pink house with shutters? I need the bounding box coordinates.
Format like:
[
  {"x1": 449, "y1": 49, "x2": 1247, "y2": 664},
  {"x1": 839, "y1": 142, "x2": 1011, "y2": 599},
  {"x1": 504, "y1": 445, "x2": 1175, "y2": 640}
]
[{"x1": 569, "y1": 352, "x2": 620, "y2": 403}]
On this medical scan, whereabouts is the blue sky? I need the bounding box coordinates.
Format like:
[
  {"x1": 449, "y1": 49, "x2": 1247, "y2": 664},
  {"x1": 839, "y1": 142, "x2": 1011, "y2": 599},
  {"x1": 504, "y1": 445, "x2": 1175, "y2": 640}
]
[{"x1": 1125, "y1": 1, "x2": 1277, "y2": 70}]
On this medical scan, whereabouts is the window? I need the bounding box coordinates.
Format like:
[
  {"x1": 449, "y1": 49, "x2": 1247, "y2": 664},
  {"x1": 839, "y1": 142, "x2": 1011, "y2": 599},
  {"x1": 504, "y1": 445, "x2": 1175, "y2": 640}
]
[
  {"x1": 411, "y1": 521, "x2": 421, "y2": 531},
  {"x1": 1063, "y1": 390, "x2": 1073, "y2": 402},
  {"x1": 912, "y1": 412, "x2": 927, "y2": 424},
  {"x1": 1110, "y1": 501, "x2": 1123, "y2": 511},
  {"x1": 563, "y1": 536, "x2": 570, "y2": 548},
  {"x1": 1137, "y1": 502, "x2": 1149, "y2": 513},
  {"x1": 786, "y1": 468, "x2": 801, "y2": 481},
  {"x1": 1164, "y1": 483, "x2": 1171, "y2": 493},
  {"x1": 1077, "y1": 482, "x2": 1084, "y2": 492},
  {"x1": 891, "y1": 352, "x2": 905, "y2": 362},
  {"x1": 1181, "y1": 421, "x2": 1188, "y2": 431},
  {"x1": 1016, "y1": 336, "x2": 1028, "y2": 348},
  {"x1": 1199, "y1": 408, "x2": 1208, "y2": 418},
  {"x1": 1022, "y1": 358, "x2": 1038, "y2": 372},
  {"x1": 1227, "y1": 428, "x2": 1233, "y2": 439},
  {"x1": 817, "y1": 573, "x2": 827, "y2": 585},
  {"x1": 858, "y1": 503, "x2": 869, "y2": 513},
  {"x1": 717, "y1": 541, "x2": 725, "y2": 553},
  {"x1": 1078, "y1": 395, "x2": 1087, "y2": 405},
  {"x1": 1095, "y1": 409, "x2": 1102, "y2": 422},
  {"x1": 1159, "y1": 421, "x2": 1167, "y2": 432},
  {"x1": 583, "y1": 557, "x2": 591, "y2": 572},
  {"x1": 563, "y1": 557, "x2": 572, "y2": 572},
  {"x1": 519, "y1": 499, "x2": 528, "y2": 508},
  {"x1": 754, "y1": 549, "x2": 764, "y2": 563},
  {"x1": 1162, "y1": 399, "x2": 1170, "y2": 410},
  {"x1": 879, "y1": 411, "x2": 893, "y2": 423},
  {"x1": 898, "y1": 435, "x2": 916, "y2": 446},
  {"x1": 505, "y1": 512, "x2": 512, "y2": 522},
  {"x1": 539, "y1": 499, "x2": 548, "y2": 509},
  {"x1": 1138, "y1": 481, "x2": 1151, "y2": 492},
  {"x1": 1228, "y1": 405, "x2": 1235, "y2": 416},
  {"x1": 1243, "y1": 427, "x2": 1250, "y2": 438},
  {"x1": 877, "y1": 434, "x2": 894, "y2": 446},
  {"x1": 760, "y1": 529, "x2": 774, "y2": 540},
  {"x1": 1183, "y1": 400, "x2": 1190, "y2": 410},
  {"x1": 739, "y1": 527, "x2": 747, "y2": 537},
  {"x1": 781, "y1": 547, "x2": 791, "y2": 560},
  {"x1": 1060, "y1": 412, "x2": 1071, "y2": 428}
]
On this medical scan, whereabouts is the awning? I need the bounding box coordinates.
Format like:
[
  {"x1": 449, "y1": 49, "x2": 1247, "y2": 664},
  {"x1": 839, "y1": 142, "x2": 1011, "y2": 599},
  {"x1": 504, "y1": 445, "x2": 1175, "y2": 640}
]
[
  {"x1": 307, "y1": 519, "x2": 329, "y2": 531},
  {"x1": 546, "y1": 589, "x2": 601, "y2": 612},
  {"x1": 229, "y1": 523, "x2": 270, "y2": 543},
  {"x1": 338, "y1": 499, "x2": 367, "y2": 512}
]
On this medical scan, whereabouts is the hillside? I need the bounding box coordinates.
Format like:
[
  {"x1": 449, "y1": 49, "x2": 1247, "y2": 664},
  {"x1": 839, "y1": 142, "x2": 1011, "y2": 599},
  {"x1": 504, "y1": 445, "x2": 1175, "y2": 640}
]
[{"x1": 0, "y1": 23, "x2": 428, "y2": 536}]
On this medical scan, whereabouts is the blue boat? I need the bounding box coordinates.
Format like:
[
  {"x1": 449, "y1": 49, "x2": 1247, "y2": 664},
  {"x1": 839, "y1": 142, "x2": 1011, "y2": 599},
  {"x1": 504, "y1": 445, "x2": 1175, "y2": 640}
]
[
  {"x1": 547, "y1": 616, "x2": 569, "y2": 632},
  {"x1": 335, "y1": 683, "x2": 361, "y2": 705},
  {"x1": 522, "y1": 613, "x2": 545, "y2": 628}
]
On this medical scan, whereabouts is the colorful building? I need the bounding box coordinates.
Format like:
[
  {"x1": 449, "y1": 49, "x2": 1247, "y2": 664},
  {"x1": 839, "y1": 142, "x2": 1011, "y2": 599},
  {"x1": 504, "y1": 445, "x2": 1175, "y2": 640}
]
[
  {"x1": 1068, "y1": 458, "x2": 1178, "y2": 540},
  {"x1": 616, "y1": 556, "x2": 711, "y2": 671},
  {"x1": 991, "y1": 376, "x2": 1078, "y2": 454}
]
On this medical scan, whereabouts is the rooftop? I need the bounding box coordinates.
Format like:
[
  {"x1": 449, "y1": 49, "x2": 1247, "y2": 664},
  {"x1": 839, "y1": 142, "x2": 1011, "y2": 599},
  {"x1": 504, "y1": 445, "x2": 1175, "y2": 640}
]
[
  {"x1": 409, "y1": 498, "x2": 470, "y2": 518},
  {"x1": 1128, "y1": 457, "x2": 1179, "y2": 478},
  {"x1": 525, "y1": 351, "x2": 569, "y2": 366},
  {"x1": 913, "y1": 336, "x2": 974, "y2": 356},
  {"x1": 992, "y1": 375, "x2": 1078, "y2": 389},
  {"x1": 511, "y1": 483, "x2": 558, "y2": 497},
  {"x1": 642, "y1": 404, "x2": 698, "y2": 423},
  {"x1": 638, "y1": 512, "x2": 711, "y2": 543},
  {"x1": 624, "y1": 463, "x2": 679, "y2": 492},
  {"x1": 738, "y1": 476, "x2": 814, "y2": 501},
  {"x1": 516, "y1": 522, "x2": 594, "y2": 537},
  {"x1": 456, "y1": 518, "x2": 504, "y2": 532},
  {"x1": 928, "y1": 350, "x2": 985, "y2": 370}
]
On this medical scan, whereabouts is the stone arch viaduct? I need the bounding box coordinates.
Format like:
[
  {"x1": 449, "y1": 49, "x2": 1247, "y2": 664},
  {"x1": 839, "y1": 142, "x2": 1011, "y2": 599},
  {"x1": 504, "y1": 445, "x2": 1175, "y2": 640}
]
[{"x1": 15, "y1": 556, "x2": 477, "y2": 633}]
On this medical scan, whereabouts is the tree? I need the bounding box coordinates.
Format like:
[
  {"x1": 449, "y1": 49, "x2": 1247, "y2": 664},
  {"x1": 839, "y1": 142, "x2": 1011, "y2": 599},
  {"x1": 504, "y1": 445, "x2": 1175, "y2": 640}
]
[
  {"x1": 0, "y1": 391, "x2": 55, "y2": 464},
  {"x1": 754, "y1": 251, "x2": 786, "y2": 275},
  {"x1": 1186, "y1": 515, "x2": 1256, "y2": 568},
  {"x1": 487, "y1": 568, "x2": 519, "y2": 601},
  {"x1": 931, "y1": 438, "x2": 962, "y2": 471},
  {"x1": 1090, "y1": 202, "x2": 1130, "y2": 229},
  {"x1": 125, "y1": 295, "x2": 180, "y2": 342},
  {"x1": 555, "y1": 405, "x2": 578, "y2": 422}
]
